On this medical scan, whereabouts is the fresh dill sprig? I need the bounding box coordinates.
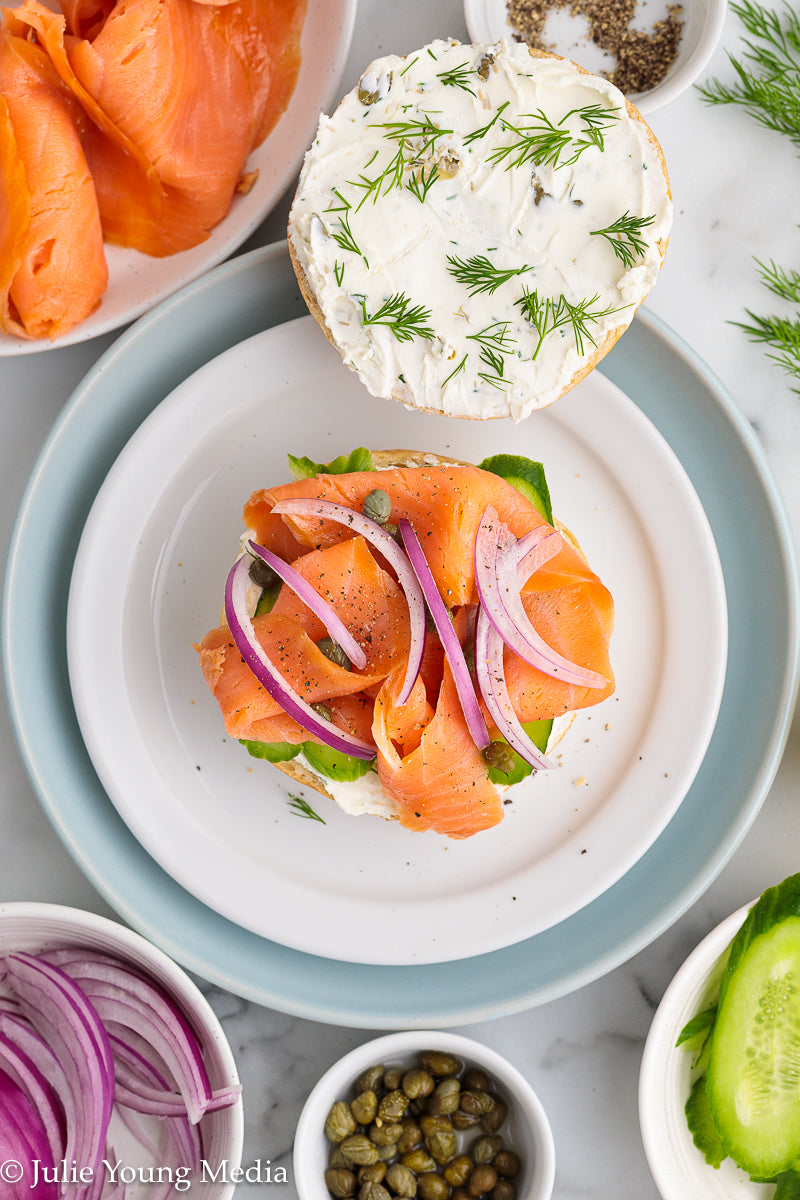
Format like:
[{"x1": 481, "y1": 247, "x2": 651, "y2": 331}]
[
  {"x1": 359, "y1": 292, "x2": 435, "y2": 343},
  {"x1": 287, "y1": 794, "x2": 326, "y2": 823},
  {"x1": 697, "y1": 0, "x2": 800, "y2": 150},
  {"x1": 334, "y1": 261, "x2": 344, "y2": 287},
  {"x1": 446, "y1": 253, "x2": 534, "y2": 296},
  {"x1": 755, "y1": 256, "x2": 800, "y2": 302},
  {"x1": 488, "y1": 103, "x2": 621, "y2": 170},
  {"x1": 437, "y1": 61, "x2": 477, "y2": 95},
  {"x1": 590, "y1": 211, "x2": 656, "y2": 268},
  {"x1": 441, "y1": 353, "x2": 468, "y2": 388},
  {"x1": 347, "y1": 147, "x2": 406, "y2": 211},
  {"x1": 372, "y1": 115, "x2": 453, "y2": 157},
  {"x1": 467, "y1": 322, "x2": 517, "y2": 390},
  {"x1": 464, "y1": 100, "x2": 509, "y2": 145},
  {"x1": 488, "y1": 110, "x2": 574, "y2": 170},
  {"x1": 732, "y1": 310, "x2": 800, "y2": 390},
  {"x1": 516, "y1": 287, "x2": 628, "y2": 358},
  {"x1": 407, "y1": 162, "x2": 440, "y2": 203},
  {"x1": 325, "y1": 190, "x2": 362, "y2": 257}
]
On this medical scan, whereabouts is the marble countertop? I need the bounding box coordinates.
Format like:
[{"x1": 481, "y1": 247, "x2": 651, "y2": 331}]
[{"x1": 2, "y1": 1, "x2": 800, "y2": 1197}]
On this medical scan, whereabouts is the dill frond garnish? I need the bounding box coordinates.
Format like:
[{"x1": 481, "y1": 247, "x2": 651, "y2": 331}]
[
  {"x1": 466, "y1": 322, "x2": 517, "y2": 390},
  {"x1": 446, "y1": 253, "x2": 534, "y2": 296},
  {"x1": 590, "y1": 211, "x2": 656, "y2": 268},
  {"x1": 372, "y1": 115, "x2": 453, "y2": 157},
  {"x1": 288, "y1": 794, "x2": 326, "y2": 823},
  {"x1": 407, "y1": 163, "x2": 440, "y2": 203},
  {"x1": 754, "y1": 256, "x2": 800, "y2": 302},
  {"x1": 698, "y1": 0, "x2": 800, "y2": 150},
  {"x1": 334, "y1": 261, "x2": 344, "y2": 287},
  {"x1": 732, "y1": 254, "x2": 800, "y2": 392},
  {"x1": 359, "y1": 292, "x2": 436, "y2": 343},
  {"x1": 441, "y1": 352, "x2": 468, "y2": 388},
  {"x1": 488, "y1": 110, "x2": 574, "y2": 170},
  {"x1": 325, "y1": 190, "x2": 362, "y2": 257},
  {"x1": 348, "y1": 148, "x2": 406, "y2": 210},
  {"x1": 516, "y1": 287, "x2": 628, "y2": 358},
  {"x1": 569, "y1": 104, "x2": 622, "y2": 154},
  {"x1": 464, "y1": 100, "x2": 510, "y2": 145},
  {"x1": 437, "y1": 61, "x2": 477, "y2": 95}
]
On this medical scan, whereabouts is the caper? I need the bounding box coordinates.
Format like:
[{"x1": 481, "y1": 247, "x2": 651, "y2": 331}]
[
  {"x1": 358, "y1": 86, "x2": 380, "y2": 104},
  {"x1": 248, "y1": 556, "x2": 278, "y2": 588},
  {"x1": 436, "y1": 149, "x2": 461, "y2": 179},
  {"x1": 450, "y1": 1110, "x2": 481, "y2": 1132},
  {"x1": 369, "y1": 1121, "x2": 403, "y2": 1148},
  {"x1": 358, "y1": 1065, "x2": 385, "y2": 1094},
  {"x1": 397, "y1": 1117, "x2": 422, "y2": 1154},
  {"x1": 492, "y1": 1152, "x2": 519, "y2": 1180},
  {"x1": 427, "y1": 1077, "x2": 460, "y2": 1116},
  {"x1": 384, "y1": 1066, "x2": 404, "y2": 1091},
  {"x1": 376, "y1": 1144, "x2": 400, "y2": 1164},
  {"x1": 469, "y1": 1136, "x2": 502, "y2": 1165},
  {"x1": 420, "y1": 1118, "x2": 456, "y2": 1166},
  {"x1": 477, "y1": 52, "x2": 495, "y2": 80},
  {"x1": 379, "y1": 1089, "x2": 410, "y2": 1122},
  {"x1": 416, "y1": 1174, "x2": 450, "y2": 1200},
  {"x1": 401, "y1": 1151, "x2": 437, "y2": 1174},
  {"x1": 383, "y1": 521, "x2": 402, "y2": 543},
  {"x1": 482, "y1": 741, "x2": 516, "y2": 774},
  {"x1": 451, "y1": 1191, "x2": 471, "y2": 1200},
  {"x1": 317, "y1": 637, "x2": 352, "y2": 671},
  {"x1": 491, "y1": 1182, "x2": 515, "y2": 1200},
  {"x1": 480, "y1": 1099, "x2": 506, "y2": 1134},
  {"x1": 462, "y1": 1069, "x2": 491, "y2": 1093},
  {"x1": 312, "y1": 701, "x2": 332, "y2": 722},
  {"x1": 359, "y1": 1165, "x2": 387, "y2": 1186},
  {"x1": 468, "y1": 1165, "x2": 497, "y2": 1197},
  {"x1": 326, "y1": 1169, "x2": 358, "y2": 1198},
  {"x1": 359, "y1": 1183, "x2": 391, "y2": 1200},
  {"x1": 385, "y1": 1164, "x2": 417, "y2": 1198},
  {"x1": 459, "y1": 1091, "x2": 495, "y2": 1118},
  {"x1": 326, "y1": 1101, "x2": 358, "y2": 1143},
  {"x1": 341, "y1": 1135, "x2": 380, "y2": 1166},
  {"x1": 402, "y1": 1069, "x2": 435, "y2": 1100},
  {"x1": 420, "y1": 1051, "x2": 463, "y2": 1078},
  {"x1": 351, "y1": 1089, "x2": 378, "y2": 1125},
  {"x1": 363, "y1": 488, "x2": 392, "y2": 526},
  {"x1": 330, "y1": 1149, "x2": 351, "y2": 1169},
  {"x1": 443, "y1": 1156, "x2": 473, "y2": 1188}
]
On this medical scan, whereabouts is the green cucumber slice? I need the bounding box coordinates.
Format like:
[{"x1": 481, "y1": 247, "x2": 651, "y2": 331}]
[
  {"x1": 707, "y1": 914, "x2": 800, "y2": 1176},
  {"x1": 478, "y1": 453, "x2": 553, "y2": 524}
]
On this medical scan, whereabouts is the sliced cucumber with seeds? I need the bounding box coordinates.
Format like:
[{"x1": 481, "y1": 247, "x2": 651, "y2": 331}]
[{"x1": 705, "y1": 875, "x2": 800, "y2": 1177}]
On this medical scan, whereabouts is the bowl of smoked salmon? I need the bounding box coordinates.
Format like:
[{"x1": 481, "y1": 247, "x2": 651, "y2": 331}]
[{"x1": 294, "y1": 1031, "x2": 556, "y2": 1200}]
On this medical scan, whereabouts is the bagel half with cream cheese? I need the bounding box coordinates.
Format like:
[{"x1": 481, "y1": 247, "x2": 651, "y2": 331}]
[
  {"x1": 196, "y1": 448, "x2": 615, "y2": 839},
  {"x1": 288, "y1": 39, "x2": 671, "y2": 422}
]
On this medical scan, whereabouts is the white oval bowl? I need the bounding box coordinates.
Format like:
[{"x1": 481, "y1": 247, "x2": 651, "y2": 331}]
[
  {"x1": 0, "y1": 901, "x2": 244, "y2": 1199},
  {"x1": 638, "y1": 901, "x2": 778, "y2": 1200},
  {"x1": 294, "y1": 1030, "x2": 555, "y2": 1200},
  {"x1": 463, "y1": 0, "x2": 727, "y2": 113}
]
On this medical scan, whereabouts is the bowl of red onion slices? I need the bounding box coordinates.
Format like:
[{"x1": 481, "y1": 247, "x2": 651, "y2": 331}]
[{"x1": 0, "y1": 902, "x2": 243, "y2": 1199}]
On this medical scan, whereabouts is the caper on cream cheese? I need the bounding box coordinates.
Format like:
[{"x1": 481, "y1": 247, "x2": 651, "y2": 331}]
[{"x1": 289, "y1": 38, "x2": 672, "y2": 421}]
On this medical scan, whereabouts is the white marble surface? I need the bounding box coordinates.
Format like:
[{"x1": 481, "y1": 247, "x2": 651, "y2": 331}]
[{"x1": 1, "y1": 1, "x2": 800, "y2": 1197}]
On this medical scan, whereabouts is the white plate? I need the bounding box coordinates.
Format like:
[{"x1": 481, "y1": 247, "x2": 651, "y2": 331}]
[
  {"x1": 0, "y1": 0, "x2": 356, "y2": 356},
  {"x1": 638, "y1": 902, "x2": 772, "y2": 1200},
  {"x1": 66, "y1": 314, "x2": 727, "y2": 967}
]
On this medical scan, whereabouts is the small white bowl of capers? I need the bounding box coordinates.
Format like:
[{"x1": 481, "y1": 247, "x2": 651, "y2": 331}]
[{"x1": 293, "y1": 1031, "x2": 555, "y2": 1200}]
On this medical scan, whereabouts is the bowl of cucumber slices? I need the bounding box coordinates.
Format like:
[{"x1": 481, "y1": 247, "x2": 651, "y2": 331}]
[{"x1": 639, "y1": 874, "x2": 800, "y2": 1199}]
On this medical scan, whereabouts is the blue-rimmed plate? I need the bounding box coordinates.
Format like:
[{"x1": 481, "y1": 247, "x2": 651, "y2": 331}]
[{"x1": 3, "y1": 242, "x2": 798, "y2": 1026}]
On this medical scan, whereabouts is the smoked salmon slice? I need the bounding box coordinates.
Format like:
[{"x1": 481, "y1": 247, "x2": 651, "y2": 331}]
[
  {"x1": 0, "y1": 24, "x2": 107, "y2": 339},
  {"x1": 199, "y1": 460, "x2": 615, "y2": 839}
]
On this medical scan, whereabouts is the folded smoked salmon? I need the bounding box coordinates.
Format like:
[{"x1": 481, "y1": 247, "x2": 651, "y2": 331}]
[
  {"x1": 196, "y1": 449, "x2": 615, "y2": 840},
  {"x1": 0, "y1": 0, "x2": 305, "y2": 338}
]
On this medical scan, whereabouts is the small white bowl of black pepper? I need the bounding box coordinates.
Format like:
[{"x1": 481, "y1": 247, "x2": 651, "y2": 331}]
[
  {"x1": 464, "y1": 0, "x2": 727, "y2": 112},
  {"x1": 293, "y1": 1031, "x2": 555, "y2": 1200}
]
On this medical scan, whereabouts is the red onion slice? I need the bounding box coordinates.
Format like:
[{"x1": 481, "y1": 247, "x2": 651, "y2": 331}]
[
  {"x1": 399, "y1": 518, "x2": 490, "y2": 751},
  {"x1": 0, "y1": 1029, "x2": 65, "y2": 1167},
  {"x1": 474, "y1": 606, "x2": 553, "y2": 771},
  {"x1": 271, "y1": 498, "x2": 426, "y2": 706},
  {"x1": 245, "y1": 540, "x2": 367, "y2": 670},
  {"x1": 225, "y1": 552, "x2": 376, "y2": 759},
  {"x1": 475, "y1": 508, "x2": 608, "y2": 689}
]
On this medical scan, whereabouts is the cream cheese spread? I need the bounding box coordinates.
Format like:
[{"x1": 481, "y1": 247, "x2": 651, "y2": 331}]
[{"x1": 289, "y1": 39, "x2": 672, "y2": 421}]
